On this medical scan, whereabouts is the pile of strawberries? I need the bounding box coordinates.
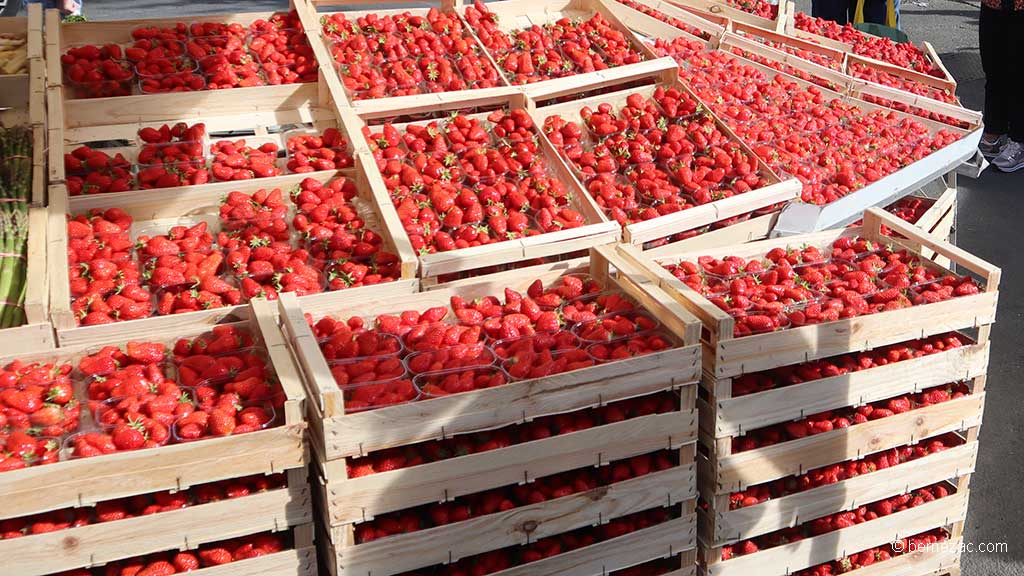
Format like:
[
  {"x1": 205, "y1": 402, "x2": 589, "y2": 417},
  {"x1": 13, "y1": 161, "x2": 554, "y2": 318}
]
[
  {"x1": 397, "y1": 507, "x2": 676, "y2": 575},
  {"x1": 464, "y1": 1, "x2": 646, "y2": 85},
  {"x1": 369, "y1": 109, "x2": 586, "y2": 255},
  {"x1": 68, "y1": 326, "x2": 281, "y2": 458},
  {"x1": 345, "y1": 390, "x2": 678, "y2": 477},
  {"x1": 54, "y1": 531, "x2": 288, "y2": 575},
  {"x1": 0, "y1": 359, "x2": 79, "y2": 471},
  {"x1": 795, "y1": 529, "x2": 949, "y2": 575},
  {"x1": 313, "y1": 275, "x2": 677, "y2": 413},
  {"x1": 0, "y1": 327, "x2": 281, "y2": 471},
  {"x1": 67, "y1": 208, "x2": 154, "y2": 325},
  {"x1": 793, "y1": 13, "x2": 942, "y2": 77},
  {"x1": 209, "y1": 138, "x2": 283, "y2": 181},
  {"x1": 732, "y1": 382, "x2": 969, "y2": 452},
  {"x1": 0, "y1": 473, "x2": 285, "y2": 538},
  {"x1": 667, "y1": 48, "x2": 962, "y2": 205},
  {"x1": 68, "y1": 122, "x2": 348, "y2": 196},
  {"x1": 62, "y1": 10, "x2": 316, "y2": 99},
  {"x1": 285, "y1": 127, "x2": 353, "y2": 172},
  {"x1": 730, "y1": 332, "x2": 967, "y2": 397},
  {"x1": 543, "y1": 89, "x2": 771, "y2": 232},
  {"x1": 355, "y1": 449, "x2": 676, "y2": 543},
  {"x1": 730, "y1": 432, "x2": 962, "y2": 509},
  {"x1": 68, "y1": 173, "x2": 399, "y2": 325},
  {"x1": 722, "y1": 485, "x2": 953, "y2": 561},
  {"x1": 66, "y1": 122, "x2": 209, "y2": 194},
  {"x1": 324, "y1": 7, "x2": 501, "y2": 100},
  {"x1": 662, "y1": 237, "x2": 982, "y2": 336}
]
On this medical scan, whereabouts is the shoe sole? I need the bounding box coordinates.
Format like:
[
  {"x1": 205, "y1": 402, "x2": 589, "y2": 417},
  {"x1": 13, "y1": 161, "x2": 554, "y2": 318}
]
[{"x1": 995, "y1": 160, "x2": 1024, "y2": 173}]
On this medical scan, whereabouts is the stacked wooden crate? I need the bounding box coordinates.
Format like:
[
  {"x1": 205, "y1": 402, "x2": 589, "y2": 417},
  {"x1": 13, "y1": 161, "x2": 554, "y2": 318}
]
[
  {"x1": 620, "y1": 207, "x2": 998, "y2": 576},
  {"x1": 277, "y1": 246, "x2": 700, "y2": 576},
  {"x1": 0, "y1": 301, "x2": 314, "y2": 576}
]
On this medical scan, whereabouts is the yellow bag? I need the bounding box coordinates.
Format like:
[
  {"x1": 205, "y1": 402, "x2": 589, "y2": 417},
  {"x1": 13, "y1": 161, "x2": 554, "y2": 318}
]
[{"x1": 854, "y1": 0, "x2": 898, "y2": 28}]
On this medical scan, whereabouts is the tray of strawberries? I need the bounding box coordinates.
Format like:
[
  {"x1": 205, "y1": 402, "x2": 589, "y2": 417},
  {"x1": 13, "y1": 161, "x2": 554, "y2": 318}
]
[
  {"x1": 60, "y1": 11, "x2": 318, "y2": 100},
  {"x1": 364, "y1": 105, "x2": 618, "y2": 279}
]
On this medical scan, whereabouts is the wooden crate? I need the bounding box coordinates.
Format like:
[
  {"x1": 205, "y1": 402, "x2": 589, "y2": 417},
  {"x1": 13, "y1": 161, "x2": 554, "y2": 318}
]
[
  {"x1": 47, "y1": 150, "x2": 419, "y2": 347},
  {"x1": 456, "y1": 0, "x2": 663, "y2": 99},
  {"x1": 352, "y1": 90, "x2": 622, "y2": 281},
  {"x1": 0, "y1": 299, "x2": 307, "y2": 521},
  {"x1": 531, "y1": 72, "x2": 801, "y2": 247},
  {"x1": 276, "y1": 245, "x2": 699, "y2": 574},
  {"x1": 279, "y1": 244, "x2": 700, "y2": 514},
  {"x1": 619, "y1": 207, "x2": 1000, "y2": 379},
  {"x1": 700, "y1": 488, "x2": 968, "y2": 576},
  {"x1": 0, "y1": 466, "x2": 311, "y2": 576},
  {"x1": 294, "y1": 0, "x2": 508, "y2": 118}
]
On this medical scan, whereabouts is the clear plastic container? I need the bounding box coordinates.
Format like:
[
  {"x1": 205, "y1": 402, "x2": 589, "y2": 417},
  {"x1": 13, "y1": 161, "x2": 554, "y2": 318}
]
[
  {"x1": 401, "y1": 322, "x2": 485, "y2": 352},
  {"x1": 135, "y1": 140, "x2": 205, "y2": 166},
  {"x1": 584, "y1": 328, "x2": 677, "y2": 362},
  {"x1": 571, "y1": 309, "x2": 661, "y2": 343},
  {"x1": 502, "y1": 347, "x2": 596, "y2": 381},
  {"x1": 124, "y1": 38, "x2": 188, "y2": 63},
  {"x1": 133, "y1": 56, "x2": 198, "y2": 78},
  {"x1": 491, "y1": 330, "x2": 581, "y2": 360},
  {"x1": 67, "y1": 76, "x2": 135, "y2": 100},
  {"x1": 405, "y1": 344, "x2": 496, "y2": 375},
  {"x1": 413, "y1": 366, "x2": 510, "y2": 399},
  {"x1": 93, "y1": 387, "x2": 196, "y2": 429},
  {"x1": 174, "y1": 346, "x2": 269, "y2": 387},
  {"x1": 318, "y1": 330, "x2": 404, "y2": 363},
  {"x1": 139, "y1": 70, "x2": 206, "y2": 94},
  {"x1": 64, "y1": 427, "x2": 168, "y2": 459},
  {"x1": 336, "y1": 373, "x2": 418, "y2": 413},
  {"x1": 172, "y1": 402, "x2": 276, "y2": 443}
]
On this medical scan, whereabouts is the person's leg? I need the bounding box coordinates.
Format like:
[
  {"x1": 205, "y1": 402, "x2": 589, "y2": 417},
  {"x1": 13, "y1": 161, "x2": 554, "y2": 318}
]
[
  {"x1": 993, "y1": 9, "x2": 1024, "y2": 170},
  {"x1": 812, "y1": 0, "x2": 851, "y2": 23},
  {"x1": 979, "y1": 5, "x2": 1011, "y2": 158}
]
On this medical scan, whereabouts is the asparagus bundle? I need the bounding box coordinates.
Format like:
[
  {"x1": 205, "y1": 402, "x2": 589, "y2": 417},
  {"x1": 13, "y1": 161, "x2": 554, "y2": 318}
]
[{"x1": 0, "y1": 126, "x2": 32, "y2": 328}]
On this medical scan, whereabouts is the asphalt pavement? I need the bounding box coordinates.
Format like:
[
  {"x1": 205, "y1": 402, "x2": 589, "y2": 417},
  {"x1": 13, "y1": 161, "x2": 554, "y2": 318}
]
[{"x1": 35, "y1": 0, "x2": 1024, "y2": 574}]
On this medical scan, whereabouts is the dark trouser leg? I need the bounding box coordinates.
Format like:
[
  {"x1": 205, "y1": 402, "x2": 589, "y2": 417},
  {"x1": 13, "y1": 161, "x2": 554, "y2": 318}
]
[
  {"x1": 1005, "y1": 11, "x2": 1024, "y2": 142},
  {"x1": 813, "y1": 0, "x2": 852, "y2": 23},
  {"x1": 980, "y1": 5, "x2": 1010, "y2": 136}
]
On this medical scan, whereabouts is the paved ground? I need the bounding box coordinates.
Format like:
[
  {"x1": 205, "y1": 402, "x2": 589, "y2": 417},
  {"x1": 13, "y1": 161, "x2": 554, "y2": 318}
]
[{"x1": 33, "y1": 0, "x2": 1023, "y2": 574}]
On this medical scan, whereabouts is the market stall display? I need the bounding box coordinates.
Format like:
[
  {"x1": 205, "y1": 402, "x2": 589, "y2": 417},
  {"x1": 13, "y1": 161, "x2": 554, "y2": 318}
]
[{"x1": 7, "y1": 1, "x2": 997, "y2": 575}]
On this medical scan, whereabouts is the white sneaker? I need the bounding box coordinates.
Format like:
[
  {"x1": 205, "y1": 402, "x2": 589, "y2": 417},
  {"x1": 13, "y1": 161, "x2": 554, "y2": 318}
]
[
  {"x1": 993, "y1": 140, "x2": 1024, "y2": 172},
  {"x1": 979, "y1": 134, "x2": 1008, "y2": 159}
]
